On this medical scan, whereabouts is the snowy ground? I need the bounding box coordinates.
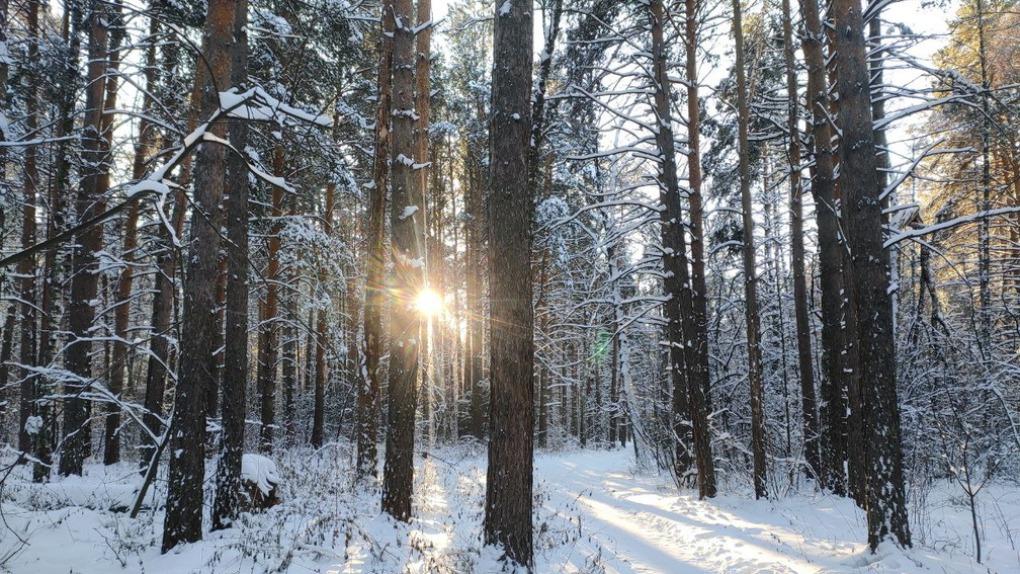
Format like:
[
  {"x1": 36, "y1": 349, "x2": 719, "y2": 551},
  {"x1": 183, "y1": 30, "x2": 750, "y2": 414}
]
[{"x1": 1, "y1": 445, "x2": 1017, "y2": 573}]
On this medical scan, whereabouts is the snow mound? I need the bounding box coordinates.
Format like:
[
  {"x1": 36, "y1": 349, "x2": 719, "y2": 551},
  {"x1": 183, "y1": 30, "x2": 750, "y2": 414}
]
[{"x1": 241, "y1": 453, "x2": 281, "y2": 496}]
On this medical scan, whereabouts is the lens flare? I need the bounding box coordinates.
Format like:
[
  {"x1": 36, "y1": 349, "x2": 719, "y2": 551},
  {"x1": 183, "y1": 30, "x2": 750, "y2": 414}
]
[{"x1": 414, "y1": 288, "x2": 444, "y2": 317}]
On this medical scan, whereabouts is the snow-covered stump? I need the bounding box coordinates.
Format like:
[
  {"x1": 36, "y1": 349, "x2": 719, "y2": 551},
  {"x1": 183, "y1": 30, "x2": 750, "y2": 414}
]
[{"x1": 241, "y1": 453, "x2": 282, "y2": 511}]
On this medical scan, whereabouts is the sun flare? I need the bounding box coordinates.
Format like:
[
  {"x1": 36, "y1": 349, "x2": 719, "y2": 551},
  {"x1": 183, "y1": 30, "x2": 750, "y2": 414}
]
[{"x1": 414, "y1": 288, "x2": 444, "y2": 318}]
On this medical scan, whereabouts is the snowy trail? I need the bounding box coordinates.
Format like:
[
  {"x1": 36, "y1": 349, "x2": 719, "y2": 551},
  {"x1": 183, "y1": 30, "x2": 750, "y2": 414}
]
[
  {"x1": 2, "y1": 446, "x2": 1015, "y2": 573},
  {"x1": 534, "y1": 452, "x2": 842, "y2": 573}
]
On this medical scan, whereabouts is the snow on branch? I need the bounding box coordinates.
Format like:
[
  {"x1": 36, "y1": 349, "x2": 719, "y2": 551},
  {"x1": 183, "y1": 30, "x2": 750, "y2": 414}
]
[
  {"x1": 884, "y1": 206, "x2": 1020, "y2": 248},
  {"x1": 221, "y1": 86, "x2": 333, "y2": 128},
  {"x1": 0, "y1": 85, "x2": 330, "y2": 269}
]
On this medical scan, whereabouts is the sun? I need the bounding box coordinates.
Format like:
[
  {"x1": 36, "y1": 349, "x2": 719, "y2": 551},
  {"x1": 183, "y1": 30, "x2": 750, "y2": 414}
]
[{"x1": 414, "y1": 288, "x2": 444, "y2": 318}]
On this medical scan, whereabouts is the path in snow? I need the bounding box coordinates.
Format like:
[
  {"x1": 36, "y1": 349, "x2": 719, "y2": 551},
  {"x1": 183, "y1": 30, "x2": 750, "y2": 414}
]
[
  {"x1": 532, "y1": 452, "x2": 853, "y2": 573},
  {"x1": 528, "y1": 450, "x2": 1009, "y2": 573},
  {"x1": 2, "y1": 446, "x2": 1015, "y2": 573}
]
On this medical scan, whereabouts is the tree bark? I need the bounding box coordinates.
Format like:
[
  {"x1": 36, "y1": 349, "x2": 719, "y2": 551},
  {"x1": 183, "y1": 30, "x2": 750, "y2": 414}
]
[
  {"x1": 59, "y1": 0, "x2": 112, "y2": 476},
  {"x1": 358, "y1": 0, "x2": 395, "y2": 475},
  {"x1": 466, "y1": 132, "x2": 486, "y2": 441},
  {"x1": 211, "y1": 0, "x2": 249, "y2": 529},
  {"x1": 799, "y1": 0, "x2": 847, "y2": 494},
  {"x1": 381, "y1": 0, "x2": 423, "y2": 522},
  {"x1": 15, "y1": 0, "x2": 40, "y2": 464},
  {"x1": 31, "y1": 0, "x2": 81, "y2": 482},
  {"x1": 258, "y1": 146, "x2": 286, "y2": 452},
  {"x1": 312, "y1": 177, "x2": 334, "y2": 449},
  {"x1": 416, "y1": 0, "x2": 434, "y2": 446},
  {"x1": 483, "y1": 0, "x2": 535, "y2": 565},
  {"x1": 650, "y1": 0, "x2": 715, "y2": 499},
  {"x1": 829, "y1": 0, "x2": 911, "y2": 549},
  {"x1": 162, "y1": 0, "x2": 237, "y2": 551},
  {"x1": 138, "y1": 36, "x2": 189, "y2": 469},
  {"x1": 730, "y1": 0, "x2": 768, "y2": 499},
  {"x1": 781, "y1": 0, "x2": 820, "y2": 480},
  {"x1": 105, "y1": 7, "x2": 151, "y2": 466},
  {"x1": 527, "y1": 0, "x2": 562, "y2": 189},
  {"x1": 683, "y1": 0, "x2": 713, "y2": 414},
  {"x1": 0, "y1": 310, "x2": 13, "y2": 430}
]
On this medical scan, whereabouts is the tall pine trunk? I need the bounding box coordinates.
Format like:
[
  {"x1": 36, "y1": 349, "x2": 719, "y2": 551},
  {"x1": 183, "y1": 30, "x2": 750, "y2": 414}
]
[
  {"x1": 650, "y1": 0, "x2": 715, "y2": 499},
  {"x1": 59, "y1": 0, "x2": 112, "y2": 476},
  {"x1": 104, "y1": 6, "x2": 149, "y2": 466},
  {"x1": 683, "y1": 0, "x2": 713, "y2": 416},
  {"x1": 466, "y1": 150, "x2": 486, "y2": 440},
  {"x1": 829, "y1": 0, "x2": 911, "y2": 549},
  {"x1": 799, "y1": 0, "x2": 847, "y2": 494},
  {"x1": 380, "y1": 0, "x2": 422, "y2": 521},
  {"x1": 731, "y1": 0, "x2": 767, "y2": 499},
  {"x1": 31, "y1": 0, "x2": 81, "y2": 481},
  {"x1": 483, "y1": 0, "x2": 535, "y2": 565},
  {"x1": 415, "y1": 0, "x2": 433, "y2": 445},
  {"x1": 781, "y1": 0, "x2": 820, "y2": 479},
  {"x1": 162, "y1": 0, "x2": 237, "y2": 551},
  {"x1": 16, "y1": 0, "x2": 41, "y2": 463},
  {"x1": 358, "y1": 0, "x2": 395, "y2": 475},
  {"x1": 312, "y1": 177, "x2": 334, "y2": 449},
  {"x1": 211, "y1": 0, "x2": 249, "y2": 529},
  {"x1": 258, "y1": 146, "x2": 286, "y2": 452}
]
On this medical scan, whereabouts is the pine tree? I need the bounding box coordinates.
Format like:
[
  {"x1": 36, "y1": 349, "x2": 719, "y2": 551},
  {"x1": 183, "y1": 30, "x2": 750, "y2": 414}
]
[
  {"x1": 162, "y1": 0, "x2": 239, "y2": 551},
  {"x1": 358, "y1": 0, "x2": 395, "y2": 475},
  {"x1": 381, "y1": 0, "x2": 423, "y2": 522},
  {"x1": 59, "y1": 0, "x2": 112, "y2": 476},
  {"x1": 211, "y1": 0, "x2": 250, "y2": 529},
  {"x1": 730, "y1": 0, "x2": 768, "y2": 500},
  {"x1": 829, "y1": 0, "x2": 911, "y2": 549},
  {"x1": 483, "y1": 0, "x2": 536, "y2": 565}
]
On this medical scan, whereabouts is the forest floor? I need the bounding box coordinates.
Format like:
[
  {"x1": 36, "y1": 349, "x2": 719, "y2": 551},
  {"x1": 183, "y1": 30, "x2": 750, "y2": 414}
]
[{"x1": 0, "y1": 443, "x2": 1017, "y2": 573}]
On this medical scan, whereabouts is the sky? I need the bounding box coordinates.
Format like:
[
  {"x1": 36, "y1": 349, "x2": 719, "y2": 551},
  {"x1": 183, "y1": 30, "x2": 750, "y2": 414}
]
[{"x1": 428, "y1": 0, "x2": 955, "y2": 177}]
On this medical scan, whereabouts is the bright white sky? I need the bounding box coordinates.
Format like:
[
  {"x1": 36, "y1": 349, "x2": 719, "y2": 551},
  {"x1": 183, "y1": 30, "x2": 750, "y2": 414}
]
[{"x1": 428, "y1": 0, "x2": 955, "y2": 169}]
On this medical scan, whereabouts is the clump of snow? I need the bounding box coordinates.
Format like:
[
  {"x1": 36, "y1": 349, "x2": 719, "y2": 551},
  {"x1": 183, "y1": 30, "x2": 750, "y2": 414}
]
[
  {"x1": 242, "y1": 453, "x2": 281, "y2": 496},
  {"x1": 399, "y1": 205, "x2": 419, "y2": 220},
  {"x1": 24, "y1": 415, "x2": 43, "y2": 435}
]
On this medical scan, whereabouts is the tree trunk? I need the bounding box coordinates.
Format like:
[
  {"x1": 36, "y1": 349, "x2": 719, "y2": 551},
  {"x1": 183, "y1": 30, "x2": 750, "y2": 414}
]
[
  {"x1": 312, "y1": 177, "x2": 334, "y2": 449},
  {"x1": 211, "y1": 0, "x2": 249, "y2": 529},
  {"x1": 829, "y1": 0, "x2": 911, "y2": 549},
  {"x1": 416, "y1": 0, "x2": 434, "y2": 447},
  {"x1": 16, "y1": 0, "x2": 41, "y2": 463},
  {"x1": 683, "y1": 0, "x2": 713, "y2": 415},
  {"x1": 483, "y1": 0, "x2": 535, "y2": 565},
  {"x1": 466, "y1": 147, "x2": 486, "y2": 441},
  {"x1": 342, "y1": 169, "x2": 363, "y2": 445},
  {"x1": 139, "y1": 38, "x2": 189, "y2": 469},
  {"x1": 258, "y1": 146, "x2": 286, "y2": 452},
  {"x1": 974, "y1": 0, "x2": 992, "y2": 351},
  {"x1": 0, "y1": 310, "x2": 13, "y2": 430},
  {"x1": 207, "y1": 257, "x2": 226, "y2": 432},
  {"x1": 527, "y1": 0, "x2": 562, "y2": 188},
  {"x1": 650, "y1": 0, "x2": 715, "y2": 499},
  {"x1": 799, "y1": 0, "x2": 846, "y2": 494},
  {"x1": 138, "y1": 69, "x2": 192, "y2": 470},
  {"x1": 358, "y1": 0, "x2": 395, "y2": 476},
  {"x1": 781, "y1": 0, "x2": 820, "y2": 480},
  {"x1": 59, "y1": 0, "x2": 112, "y2": 476},
  {"x1": 31, "y1": 0, "x2": 81, "y2": 482},
  {"x1": 381, "y1": 0, "x2": 422, "y2": 522},
  {"x1": 162, "y1": 0, "x2": 237, "y2": 551},
  {"x1": 731, "y1": 0, "x2": 767, "y2": 499},
  {"x1": 105, "y1": 8, "x2": 151, "y2": 466}
]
